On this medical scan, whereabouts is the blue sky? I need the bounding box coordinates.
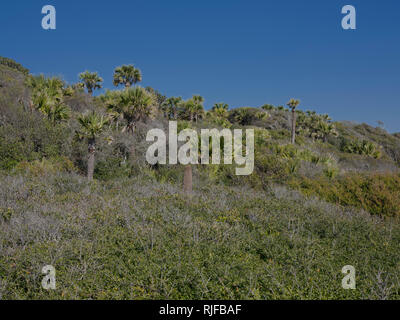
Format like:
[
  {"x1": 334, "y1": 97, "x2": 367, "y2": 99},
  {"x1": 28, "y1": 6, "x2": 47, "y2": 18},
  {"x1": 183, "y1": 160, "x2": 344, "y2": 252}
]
[{"x1": 1, "y1": 0, "x2": 399, "y2": 132}]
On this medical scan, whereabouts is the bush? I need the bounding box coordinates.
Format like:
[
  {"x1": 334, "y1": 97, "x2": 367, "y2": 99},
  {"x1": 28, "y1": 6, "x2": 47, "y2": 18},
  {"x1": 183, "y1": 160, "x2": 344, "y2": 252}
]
[
  {"x1": 341, "y1": 138, "x2": 382, "y2": 159},
  {"x1": 0, "y1": 56, "x2": 29, "y2": 75},
  {"x1": 14, "y1": 157, "x2": 76, "y2": 176},
  {"x1": 289, "y1": 173, "x2": 400, "y2": 217}
]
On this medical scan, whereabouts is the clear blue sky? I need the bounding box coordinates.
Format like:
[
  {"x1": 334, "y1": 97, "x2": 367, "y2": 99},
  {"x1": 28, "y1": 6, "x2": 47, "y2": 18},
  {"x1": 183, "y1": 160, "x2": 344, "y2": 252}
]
[{"x1": 1, "y1": 0, "x2": 399, "y2": 132}]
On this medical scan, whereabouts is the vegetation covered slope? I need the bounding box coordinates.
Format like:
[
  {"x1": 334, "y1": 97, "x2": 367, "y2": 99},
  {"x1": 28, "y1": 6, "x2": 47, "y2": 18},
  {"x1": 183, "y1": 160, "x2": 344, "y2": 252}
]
[
  {"x1": 0, "y1": 58, "x2": 399, "y2": 299},
  {"x1": 1, "y1": 172, "x2": 399, "y2": 299}
]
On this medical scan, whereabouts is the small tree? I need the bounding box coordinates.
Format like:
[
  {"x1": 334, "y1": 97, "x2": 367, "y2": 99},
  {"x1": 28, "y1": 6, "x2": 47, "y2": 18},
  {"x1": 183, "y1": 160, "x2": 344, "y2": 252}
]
[
  {"x1": 113, "y1": 65, "x2": 142, "y2": 88},
  {"x1": 287, "y1": 98, "x2": 300, "y2": 144},
  {"x1": 77, "y1": 111, "x2": 109, "y2": 181},
  {"x1": 79, "y1": 71, "x2": 103, "y2": 96}
]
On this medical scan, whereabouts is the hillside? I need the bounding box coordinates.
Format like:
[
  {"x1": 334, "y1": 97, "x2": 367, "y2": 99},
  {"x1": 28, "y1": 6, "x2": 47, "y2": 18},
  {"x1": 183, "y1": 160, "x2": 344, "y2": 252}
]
[{"x1": 0, "y1": 58, "x2": 399, "y2": 299}]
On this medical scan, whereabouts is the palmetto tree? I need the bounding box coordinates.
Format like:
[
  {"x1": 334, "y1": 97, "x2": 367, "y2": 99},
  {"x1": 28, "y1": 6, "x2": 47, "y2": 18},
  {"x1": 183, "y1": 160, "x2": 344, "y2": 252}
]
[
  {"x1": 100, "y1": 90, "x2": 124, "y2": 129},
  {"x1": 193, "y1": 95, "x2": 204, "y2": 122},
  {"x1": 164, "y1": 96, "x2": 182, "y2": 119},
  {"x1": 183, "y1": 95, "x2": 204, "y2": 122},
  {"x1": 79, "y1": 71, "x2": 103, "y2": 96},
  {"x1": 316, "y1": 121, "x2": 338, "y2": 142},
  {"x1": 77, "y1": 112, "x2": 109, "y2": 181},
  {"x1": 37, "y1": 95, "x2": 70, "y2": 124},
  {"x1": 212, "y1": 103, "x2": 229, "y2": 118},
  {"x1": 183, "y1": 99, "x2": 196, "y2": 122},
  {"x1": 26, "y1": 75, "x2": 70, "y2": 124},
  {"x1": 118, "y1": 87, "x2": 155, "y2": 132},
  {"x1": 287, "y1": 98, "x2": 300, "y2": 144},
  {"x1": 113, "y1": 65, "x2": 142, "y2": 88},
  {"x1": 107, "y1": 87, "x2": 155, "y2": 159}
]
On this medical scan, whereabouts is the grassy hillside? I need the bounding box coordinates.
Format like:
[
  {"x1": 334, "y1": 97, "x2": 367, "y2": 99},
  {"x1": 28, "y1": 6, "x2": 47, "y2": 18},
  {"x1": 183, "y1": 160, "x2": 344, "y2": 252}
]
[
  {"x1": 0, "y1": 58, "x2": 399, "y2": 299},
  {"x1": 1, "y1": 171, "x2": 399, "y2": 299}
]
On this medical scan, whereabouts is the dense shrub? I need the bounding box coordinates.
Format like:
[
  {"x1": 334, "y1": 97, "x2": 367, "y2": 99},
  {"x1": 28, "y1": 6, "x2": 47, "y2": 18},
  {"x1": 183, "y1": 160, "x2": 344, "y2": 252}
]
[
  {"x1": 341, "y1": 138, "x2": 382, "y2": 159},
  {"x1": 0, "y1": 57, "x2": 29, "y2": 75},
  {"x1": 289, "y1": 173, "x2": 400, "y2": 217},
  {"x1": 0, "y1": 109, "x2": 74, "y2": 169}
]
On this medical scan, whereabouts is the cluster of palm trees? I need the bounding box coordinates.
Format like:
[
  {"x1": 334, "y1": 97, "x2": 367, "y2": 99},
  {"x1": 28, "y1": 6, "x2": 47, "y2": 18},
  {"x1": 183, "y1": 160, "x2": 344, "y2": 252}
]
[
  {"x1": 77, "y1": 64, "x2": 143, "y2": 96},
  {"x1": 25, "y1": 62, "x2": 340, "y2": 190}
]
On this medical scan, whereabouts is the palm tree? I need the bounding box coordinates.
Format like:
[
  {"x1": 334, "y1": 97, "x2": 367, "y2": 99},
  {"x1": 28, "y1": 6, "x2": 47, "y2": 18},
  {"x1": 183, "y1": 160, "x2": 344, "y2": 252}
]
[
  {"x1": 108, "y1": 87, "x2": 155, "y2": 159},
  {"x1": 101, "y1": 90, "x2": 124, "y2": 129},
  {"x1": 183, "y1": 99, "x2": 196, "y2": 122},
  {"x1": 77, "y1": 112, "x2": 109, "y2": 181},
  {"x1": 118, "y1": 87, "x2": 155, "y2": 132},
  {"x1": 26, "y1": 75, "x2": 70, "y2": 124},
  {"x1": 316, "y1": 120, "x2": 338, "y2": 142},
  {"x1": 164, "y1": 97, "x2": 182, "y2": 119},
  {"x1": 113, "y1": 65, "x2": 142, "y2": 88},
  {"x1": 79, "y1": 71, "x2": 103, "y2": 96},
  {"x1": 38, "y1": 95, "x2": 70, "y2": 124},
  {"x1": 192, "y1": 95, "x2": 204, "y2": 122},
  {"x1": 287, "y1": 98, "x2": 300, "y2": 144},
  {"x1": 212, "y1": 103, "x2": 229, "y2": 118}
]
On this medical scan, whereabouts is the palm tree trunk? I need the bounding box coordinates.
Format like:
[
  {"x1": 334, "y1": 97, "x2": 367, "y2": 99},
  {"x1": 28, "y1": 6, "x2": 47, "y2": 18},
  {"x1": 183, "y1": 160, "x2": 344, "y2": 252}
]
[
  {"x1": 183, "y1": 165, "x2": 193, "y2": 194},
  {"x1": 128, "y1": 121, "x2": 135, "y2": 162},
  {"x1": 87, "y1": 139, "x2": 96, "y2": 181},
  {"x1": 291, "y1": 109, "x2": 296, "y2": 144}
]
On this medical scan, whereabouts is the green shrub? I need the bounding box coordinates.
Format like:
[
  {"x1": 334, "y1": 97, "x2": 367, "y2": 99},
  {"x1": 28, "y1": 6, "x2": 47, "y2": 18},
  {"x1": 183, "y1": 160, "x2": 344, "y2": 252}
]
[
  {"x1": 289, "y1": 173, "x2": 400, "y2": 217},
  {"x1": 341, "y1": 139, "x2": 382, "y2": 159}
]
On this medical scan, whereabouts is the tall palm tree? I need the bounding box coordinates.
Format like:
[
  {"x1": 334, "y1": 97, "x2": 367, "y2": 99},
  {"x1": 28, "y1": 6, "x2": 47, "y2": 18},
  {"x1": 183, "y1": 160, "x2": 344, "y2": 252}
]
[
  {"x1": 113, "y1": 65, "x2": 142, "y2": 88},
  {"x1": 77, "y1": 112, "x2": 109, "y2": 181},
  {"x1": 287, "y1": 98, "x2": 300, "y2": 144},
  {"x1": 79, "y1": 71, "x2": 103, "y2": 96}
]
